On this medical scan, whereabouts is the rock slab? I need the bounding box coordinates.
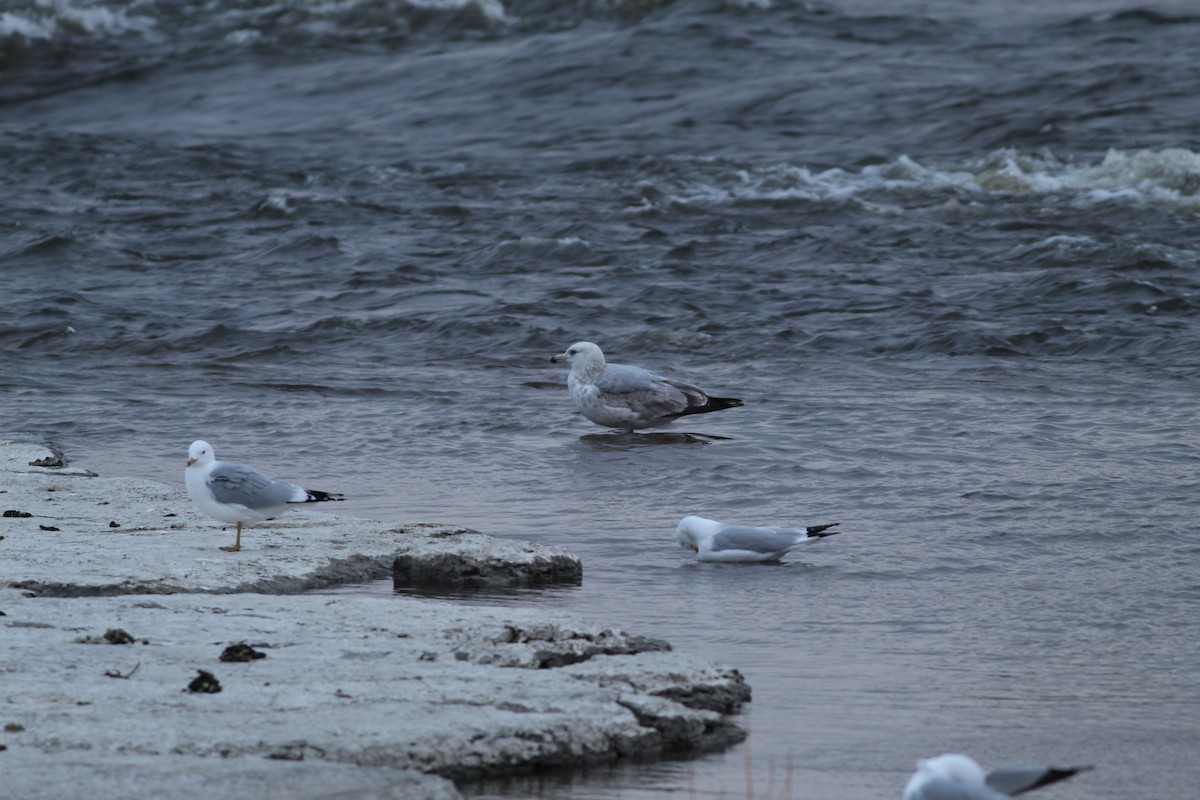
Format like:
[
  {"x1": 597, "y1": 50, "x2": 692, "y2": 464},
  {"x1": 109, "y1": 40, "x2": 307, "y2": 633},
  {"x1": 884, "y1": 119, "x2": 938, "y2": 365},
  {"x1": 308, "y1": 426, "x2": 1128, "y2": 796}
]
[
  {"x1": 0, "y1": 591, "x2": 749, "y2": 799},
  {"x1": 0, "y1": 440, "x2": 582, "y2": 595},
  {"x1": 0, "y1": 441, "x2": 750, "y2": 799}
]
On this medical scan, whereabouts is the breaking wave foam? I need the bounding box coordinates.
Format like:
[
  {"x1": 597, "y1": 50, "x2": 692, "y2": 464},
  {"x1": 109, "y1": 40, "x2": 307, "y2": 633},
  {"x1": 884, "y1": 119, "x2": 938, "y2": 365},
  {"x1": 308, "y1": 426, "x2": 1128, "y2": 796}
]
[
  {"x1": 0, "y1": 0, "x2": 514, "y2": 50},
  {"x1": 653, "y1": 148, "x2": 1200, "y2": 212},
  {"x1": 0, "y1": 0, "x2": 155, "y2": 43}
]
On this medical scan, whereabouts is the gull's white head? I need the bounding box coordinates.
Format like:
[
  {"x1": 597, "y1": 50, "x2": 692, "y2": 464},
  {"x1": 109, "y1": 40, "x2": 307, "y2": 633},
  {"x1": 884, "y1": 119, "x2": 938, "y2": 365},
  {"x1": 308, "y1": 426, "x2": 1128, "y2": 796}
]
[
  {"x1": 676, "y1": 515, "x2": 718, "y2": 552},
  {"x1": 187, "y1": 440, "x2": 215, "y2": 468},
  {"x1": 904, "y1": 754, "x2": 986, "y2": 799},
  {"x1": 550, "y1": 341, "x2": 604, "y2": 369}
]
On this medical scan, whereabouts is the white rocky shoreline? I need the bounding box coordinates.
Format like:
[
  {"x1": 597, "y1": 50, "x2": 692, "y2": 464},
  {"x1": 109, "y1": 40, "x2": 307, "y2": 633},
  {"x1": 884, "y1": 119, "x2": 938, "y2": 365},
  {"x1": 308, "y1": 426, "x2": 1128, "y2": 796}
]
[{"x1": 0, "y1": 440, "x2": 750, "y2": 800}]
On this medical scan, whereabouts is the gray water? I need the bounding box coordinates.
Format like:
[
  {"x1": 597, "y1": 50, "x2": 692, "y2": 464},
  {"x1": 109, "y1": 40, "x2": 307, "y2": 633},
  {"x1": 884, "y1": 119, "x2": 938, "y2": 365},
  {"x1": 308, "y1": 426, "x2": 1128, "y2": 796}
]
[{"x1": 3, "y1": 1, "x2": 1199, "y2": 798}]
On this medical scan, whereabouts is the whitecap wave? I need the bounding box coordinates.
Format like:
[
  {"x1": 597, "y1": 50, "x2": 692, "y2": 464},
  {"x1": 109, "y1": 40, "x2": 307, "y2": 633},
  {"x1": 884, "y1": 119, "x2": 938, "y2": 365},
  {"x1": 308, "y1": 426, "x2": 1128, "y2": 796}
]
[
  {"x1": 408, "y1": 0, "x2": 509, "y2": 23},
  {"x1": 1, "y1": 0, "x2": 512, "y2": 49},
  {"x1": 648, "y1": 148, "x2": 1200, "y2": 211},
  {"x1": 0, "y1": 0, "x2": 155, "y2": 43}
]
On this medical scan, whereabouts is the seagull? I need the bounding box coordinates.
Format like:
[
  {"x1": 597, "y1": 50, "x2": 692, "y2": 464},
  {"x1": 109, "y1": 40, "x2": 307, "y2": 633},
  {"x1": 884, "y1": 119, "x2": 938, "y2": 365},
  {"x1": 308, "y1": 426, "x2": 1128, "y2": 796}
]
[
  {"x1": 903, "y1": 753, "x2": 1092, "y2": 800},
  {"x1": 184, "y1": 440, "x2": 345, "y2": 552},
  {"x1": 675, "y1": 515, "x2": 842, "y2": 562},
  {"x1": 550, "y1": 341, "x2": 743, "y2": 431}
]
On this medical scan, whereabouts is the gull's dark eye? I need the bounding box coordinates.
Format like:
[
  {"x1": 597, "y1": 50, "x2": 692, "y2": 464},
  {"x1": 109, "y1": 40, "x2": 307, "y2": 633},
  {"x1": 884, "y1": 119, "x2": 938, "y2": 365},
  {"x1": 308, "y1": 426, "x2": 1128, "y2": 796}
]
[{"x1": 568, "y1": 349, "x2": 576, "y2": 355}]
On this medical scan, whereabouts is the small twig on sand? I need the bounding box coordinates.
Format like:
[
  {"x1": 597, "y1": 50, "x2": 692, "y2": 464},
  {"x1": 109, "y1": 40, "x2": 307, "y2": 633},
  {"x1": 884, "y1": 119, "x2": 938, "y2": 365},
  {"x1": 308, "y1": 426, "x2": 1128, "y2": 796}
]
[{"x1": 104, "y1": 662, "x2": 140, "y2": 679}]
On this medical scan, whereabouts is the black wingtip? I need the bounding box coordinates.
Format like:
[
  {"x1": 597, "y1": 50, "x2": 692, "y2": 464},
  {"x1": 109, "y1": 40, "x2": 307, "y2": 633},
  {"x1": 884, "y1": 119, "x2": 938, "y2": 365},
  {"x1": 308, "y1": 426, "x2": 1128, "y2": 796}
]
[
  {"x1": 1012, "y1": 766, "x2": 1093, "y2": 795},
  {"x1": 805, "y1": 522, "x2": 841, "y2": 538},
  {"x1": 708, "y1": 396, "x2": 744, "y2": 410},
  {"x1": 989, "y1": 764, "x2": 1093, "y2": 796},
  {"x1": 679, "y1": 395, "x2": 744, "y2": 418},
  {"x1": 304, "y1": 490, "x2": 346, "y2": 503}
]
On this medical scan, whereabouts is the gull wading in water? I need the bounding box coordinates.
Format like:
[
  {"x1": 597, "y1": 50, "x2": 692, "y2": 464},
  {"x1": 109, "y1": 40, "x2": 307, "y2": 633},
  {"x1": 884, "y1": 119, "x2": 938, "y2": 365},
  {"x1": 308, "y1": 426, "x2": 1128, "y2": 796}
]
[
  {"x1": 903, "y1": 754, "x2": 1092, "y2": 800},
  {"x1": 550, "y1": 341, "x2": 743, "y2": 432},
  {"x1": 185, "y1": 440, "x2": 345, "y2": 553},
  {"x1": 675, "y1": 515, "x2": 842, "y2": 563}
]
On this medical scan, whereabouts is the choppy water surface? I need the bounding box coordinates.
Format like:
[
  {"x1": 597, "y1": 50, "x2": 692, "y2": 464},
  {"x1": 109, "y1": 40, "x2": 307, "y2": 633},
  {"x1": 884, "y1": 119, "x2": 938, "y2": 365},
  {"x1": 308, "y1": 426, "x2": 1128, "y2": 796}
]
[{"x1": 3, "y1": 1, "x2": 1199, "y2": 798}]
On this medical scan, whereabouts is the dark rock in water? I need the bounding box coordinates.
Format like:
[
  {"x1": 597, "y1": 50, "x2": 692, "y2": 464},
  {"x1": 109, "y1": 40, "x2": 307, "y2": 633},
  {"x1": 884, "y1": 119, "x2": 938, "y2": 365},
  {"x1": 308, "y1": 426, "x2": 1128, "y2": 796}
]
[
  {"x1": 28, "y1": 444, "x2": 67, "y2": 468},
  {"x1": 267, "y1": 742, "x2": 326, "y2": 761},
  {"x1": 29, "y1": 455, "x2": 65, "y2": 468},
  {"x1": 187, "y1": 670, "x2": 222, "y2": 694},
  {"x1": 656, "y1": 674, "x2": 754, "y2": 714},
  {"x1": 393, "y1": 550, "x2": 583, "y2": 589},
  {"x1": 103, "y1": 628, "x2": 136, "y2": 645},
  {"x1": 75, "y1": 628, "x2": 140, "y2": 645},
  {"x1": 38, "y1": 525, "x2": 60, "y2": 531},
  {"x1": 220, "y1": 643, "x2": 267, "y2": 662},
  {"x1": 3, "y1": 510, "x2": 32, "y2": 518}
]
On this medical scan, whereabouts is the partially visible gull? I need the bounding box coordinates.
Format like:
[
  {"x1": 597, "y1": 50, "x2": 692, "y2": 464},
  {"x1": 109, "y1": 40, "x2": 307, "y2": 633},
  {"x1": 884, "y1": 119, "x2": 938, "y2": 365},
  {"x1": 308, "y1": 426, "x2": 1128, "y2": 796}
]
[
  {"x1": 675, "y1": 515, "x2": 841, "y2": 563},
  {"x1": 903, "y1": 753, "x2": 1092, "y2": 800},
  {"x1": 550, "y1": 341, "x2": 742, "y2": 432},
  {"x1": 184, "y1": 439, "x2": 344, "y2": 552}
]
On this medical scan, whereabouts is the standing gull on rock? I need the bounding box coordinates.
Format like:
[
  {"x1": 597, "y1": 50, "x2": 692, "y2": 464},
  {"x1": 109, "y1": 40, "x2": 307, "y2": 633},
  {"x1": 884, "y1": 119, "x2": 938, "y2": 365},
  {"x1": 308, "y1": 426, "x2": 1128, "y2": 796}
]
[
  {"x1": 185, "y1": 440, "x2": 345, "y2": 552},
  {"x1": 550, "y1": 341, "x2": 743, "y2": 432},
  {"x1": 676, "y1": 515, "x2": 842, "y2": 562},
  {"x1": 903, "y1": 753, "x2": 1092, "y2": 800}
]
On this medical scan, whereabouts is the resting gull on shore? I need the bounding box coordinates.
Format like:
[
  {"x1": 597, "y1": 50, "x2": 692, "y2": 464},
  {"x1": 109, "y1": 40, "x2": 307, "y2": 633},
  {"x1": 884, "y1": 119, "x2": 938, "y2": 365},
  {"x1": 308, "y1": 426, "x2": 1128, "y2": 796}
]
[
  {"x1": 185, "y1": 439, "x2": 344, "y2": 552},
  {"x1": 675, "y1": 515, "x2": 841, "y2": 563},
  {"x1": 550, "y1": 341, "x2": 743, "y2": 432},
  {"x1": 903, "y1": 753, "x2": 1092, "y2": 800}
]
